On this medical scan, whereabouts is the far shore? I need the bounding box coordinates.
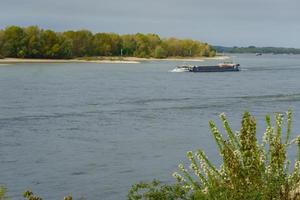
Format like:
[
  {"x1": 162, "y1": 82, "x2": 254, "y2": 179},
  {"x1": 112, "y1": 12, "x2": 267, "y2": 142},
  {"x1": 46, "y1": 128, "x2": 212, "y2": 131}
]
[
  {"x1": 0, "y1": 56, "x2": 229, "y2": 64},
  {"x1": 0, "y1": 58, "x2": 140, "y2": 64}
]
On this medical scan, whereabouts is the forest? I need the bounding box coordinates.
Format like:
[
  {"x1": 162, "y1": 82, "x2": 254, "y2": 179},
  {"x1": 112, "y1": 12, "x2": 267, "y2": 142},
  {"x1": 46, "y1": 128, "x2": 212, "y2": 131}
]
[{"x1": 0, "y1": 26, "x2": 216, "y2": 59}]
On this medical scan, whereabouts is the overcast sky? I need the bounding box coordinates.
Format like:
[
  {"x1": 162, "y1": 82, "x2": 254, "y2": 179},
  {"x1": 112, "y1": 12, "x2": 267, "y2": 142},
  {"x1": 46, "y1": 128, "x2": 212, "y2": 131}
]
[{"x1": 1, "y1": 0, "x2": 299, "y2": 47}]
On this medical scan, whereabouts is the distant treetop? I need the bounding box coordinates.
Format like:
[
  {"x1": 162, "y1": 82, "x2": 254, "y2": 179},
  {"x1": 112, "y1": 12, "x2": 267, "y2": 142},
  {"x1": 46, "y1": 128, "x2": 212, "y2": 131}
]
[{"x1": 214, "y1": 45, "x2": 300, "y2": 54}]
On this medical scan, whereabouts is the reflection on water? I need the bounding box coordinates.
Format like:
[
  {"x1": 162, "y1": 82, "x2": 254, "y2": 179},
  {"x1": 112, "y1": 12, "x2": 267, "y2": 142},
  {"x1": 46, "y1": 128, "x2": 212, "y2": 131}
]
[{"x1": 1, "y1": 54, "x2": 300, "y2": 199}]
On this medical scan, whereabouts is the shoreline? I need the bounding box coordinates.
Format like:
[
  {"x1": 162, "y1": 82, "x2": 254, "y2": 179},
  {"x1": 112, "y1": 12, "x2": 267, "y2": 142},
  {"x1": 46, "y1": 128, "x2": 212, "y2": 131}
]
[
  {"x1": 0, "y1": 58, "x2": 140, "y2": 64},
  {"x1": 0, "y1": 56, "x2": 229, "y2": 64}
]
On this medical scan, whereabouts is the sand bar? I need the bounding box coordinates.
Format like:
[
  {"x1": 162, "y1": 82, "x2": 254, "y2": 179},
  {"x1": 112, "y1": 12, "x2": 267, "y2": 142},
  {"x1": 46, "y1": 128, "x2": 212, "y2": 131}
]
[
  {"x1": 0, "y1": 58, "x2": 140, "y2": 64},
  {"x1": 0, "y1": 56, "x2": 229, "y2": 64}
]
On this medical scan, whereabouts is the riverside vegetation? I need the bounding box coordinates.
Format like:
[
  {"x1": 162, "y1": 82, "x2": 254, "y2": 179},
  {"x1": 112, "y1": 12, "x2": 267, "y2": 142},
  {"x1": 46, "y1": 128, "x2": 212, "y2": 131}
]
[
  {"x1": 1, "y1": 110, "x2": 300, "y2": 199},
  {"x1": 0, "y1": 26, "x2": 216, "y2": 59},
  {"x1": 128, "y1": 110, "x2": 300, "y2": 200}
]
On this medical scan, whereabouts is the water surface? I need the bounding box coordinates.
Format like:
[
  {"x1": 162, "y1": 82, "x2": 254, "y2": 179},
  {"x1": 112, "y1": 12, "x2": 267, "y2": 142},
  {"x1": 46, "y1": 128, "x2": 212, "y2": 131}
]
[{"x1": 1, "y1": 54, "x2": 300, "y2": 199}]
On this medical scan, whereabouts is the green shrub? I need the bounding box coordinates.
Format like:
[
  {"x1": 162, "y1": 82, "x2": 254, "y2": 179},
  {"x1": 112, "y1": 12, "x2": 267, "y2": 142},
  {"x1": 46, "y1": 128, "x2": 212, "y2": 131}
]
[
  {"x1": 23, "y1": 190, "x2": 72, "y2": 200},
  {"x1": 128, "y1": 110, "x2": 300, "y2": 200},
  {"x1": 128, "y1": 180, "x2": 189, "y2": 200},
  {"x1": 23, "y1": 190, "x2": 43, "y2": 200},
  {"x1": 0, "y1": 186, "x2": 8, "y2": 200}
]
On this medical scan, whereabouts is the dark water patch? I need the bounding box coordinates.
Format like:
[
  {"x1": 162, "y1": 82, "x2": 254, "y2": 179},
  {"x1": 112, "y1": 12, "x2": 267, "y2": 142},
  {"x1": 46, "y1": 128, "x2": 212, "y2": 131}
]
[
  {"x1": 149, "y1": 102, "x2": 235, "y2": 111},
  {"x1": 118, "y1": 169, "x2": 134, "y2": 174},
  {"x1": 71, "y1": 171, "x2": 87, "y2": 176},
  {"x1": 124, "y1": 97, "x2": 193, "y2": 105},
  {"x1": 98, "y1": 164, "x2": 109, "y2": 168},
  {"x1": 0, "y1": 160, "x2": 17, "y2": 164},
  {"x1": 103, "y1": 101, "x2": 233, "y2": 114},
  {"x1": 0, "y1": 112, "x2": 90, "y2": 122},
  {"x1": 231, "y1": 93, "x2": 300, "y2": 103},
  {"x1": 32, "y1": 181, "x2": 41, "y2": 185},
  {"x1": 35, "y1": 158, "x2": 45, "y2": 164},
  {"x1": 66, "y1": 127, "x2": 81, "y2": 131},
  {"x1": 58, "y1": 135, "x2": 101, "y2": 143},
  {"x1": 247, "y1": 65, "x2": 300, "y2": 72},
  {"x1": 0, "y1": 142, "x2": 22, "y2": 147}
]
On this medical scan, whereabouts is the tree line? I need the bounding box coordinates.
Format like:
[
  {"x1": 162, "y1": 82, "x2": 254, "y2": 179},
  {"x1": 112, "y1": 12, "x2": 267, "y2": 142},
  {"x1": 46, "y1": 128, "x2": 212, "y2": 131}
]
[
  {"x1": 0, "y1": 26, "x2": 216, "y2": 59},
  {"x1": 214, "y1": 45, "x2": 300, "y2": 54}
]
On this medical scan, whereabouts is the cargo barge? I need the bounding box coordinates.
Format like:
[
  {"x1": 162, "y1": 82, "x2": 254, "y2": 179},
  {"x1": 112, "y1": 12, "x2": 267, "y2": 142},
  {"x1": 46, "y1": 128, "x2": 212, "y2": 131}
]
[{"x1": 174, "y1": 62, "x2": 240, "y2": 72}]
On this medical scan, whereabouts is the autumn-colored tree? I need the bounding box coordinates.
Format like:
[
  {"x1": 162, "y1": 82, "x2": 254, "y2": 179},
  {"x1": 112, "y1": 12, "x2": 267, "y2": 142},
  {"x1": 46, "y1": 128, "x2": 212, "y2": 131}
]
[
  {"x1": 63, "y1": 30, "x2": 93, "y2": 57},
  {"x1": 0, "y1": 26, "x2": 216, "y2": 59}
]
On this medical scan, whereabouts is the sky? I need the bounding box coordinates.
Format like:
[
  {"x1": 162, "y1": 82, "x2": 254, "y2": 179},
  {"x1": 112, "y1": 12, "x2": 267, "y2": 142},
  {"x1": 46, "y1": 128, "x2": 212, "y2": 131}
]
[{"x1": 1, "y1": 0, "x2": 300, "y2": 47}]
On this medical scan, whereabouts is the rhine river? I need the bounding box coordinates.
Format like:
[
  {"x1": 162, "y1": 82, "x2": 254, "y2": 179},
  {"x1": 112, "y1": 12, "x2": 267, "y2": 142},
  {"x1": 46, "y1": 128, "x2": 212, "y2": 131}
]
[{"x1": 1, "y1": 54, "x2": 300, "y2": 199}]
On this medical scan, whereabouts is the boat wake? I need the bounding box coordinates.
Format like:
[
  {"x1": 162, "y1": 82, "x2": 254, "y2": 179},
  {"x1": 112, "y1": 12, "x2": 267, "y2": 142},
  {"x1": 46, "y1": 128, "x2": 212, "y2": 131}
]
[{"x1": 169, "y1": 68, "x2": 188, "y2": 72}]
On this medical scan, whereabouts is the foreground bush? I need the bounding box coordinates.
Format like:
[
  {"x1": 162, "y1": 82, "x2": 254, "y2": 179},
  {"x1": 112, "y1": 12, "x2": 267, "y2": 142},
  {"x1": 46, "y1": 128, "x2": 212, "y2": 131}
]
[
  {"x1": 0, "y1": 186, "x2": 8, "y2": 200},
  {"x1": 23, "y1": 190, "x2": 72, "y2": 200},
  {"x1": 128, "y1": 110, "x2": 300, "y2": 200},
  {"x1": 0, "y1": 188, "x2": 72, "y2": 200}
]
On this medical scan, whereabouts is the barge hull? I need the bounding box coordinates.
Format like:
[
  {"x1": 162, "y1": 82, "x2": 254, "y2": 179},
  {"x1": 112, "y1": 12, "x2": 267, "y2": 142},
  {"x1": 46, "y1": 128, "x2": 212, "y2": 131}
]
[{"x1": 189, "y1": 65, "x2": 239, "y2": 72}]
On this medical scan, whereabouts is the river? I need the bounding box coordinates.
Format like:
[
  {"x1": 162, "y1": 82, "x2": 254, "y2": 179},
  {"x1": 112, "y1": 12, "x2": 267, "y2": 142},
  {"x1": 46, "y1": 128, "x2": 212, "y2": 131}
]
[{"x1": 1, "y1": 54, "x2": 300, "y2": 199}]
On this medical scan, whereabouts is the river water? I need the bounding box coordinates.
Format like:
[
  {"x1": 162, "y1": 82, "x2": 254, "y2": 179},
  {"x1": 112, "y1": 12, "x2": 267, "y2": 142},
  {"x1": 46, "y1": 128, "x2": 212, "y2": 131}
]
[{"x1": 1, "y1": 54, "x2": 300, "y2": 199}]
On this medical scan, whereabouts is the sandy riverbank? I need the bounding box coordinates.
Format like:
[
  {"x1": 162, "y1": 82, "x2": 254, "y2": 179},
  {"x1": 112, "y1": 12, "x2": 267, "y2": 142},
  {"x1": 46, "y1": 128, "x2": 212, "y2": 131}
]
[
  {"x1": 0, "y1": 56, "x2": 229, "y2": 64},
  {"x1": 0, "y1": 58, "x2": 140, "y2": 64},
  {"x1": 94, "y1": 56, "x2": 230, "y2": 62}
]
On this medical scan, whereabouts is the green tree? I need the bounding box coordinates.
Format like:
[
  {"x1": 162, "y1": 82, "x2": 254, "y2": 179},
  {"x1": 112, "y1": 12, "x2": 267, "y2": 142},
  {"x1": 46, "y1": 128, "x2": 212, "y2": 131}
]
[
  {"x1": 40, "y1": 29, "x2": 59, "y2": 58},
  {"x1": 63, "y1": 30, "x2": 93, "y2": 57},
  {"x1": 162, "y1": 38, "x2": 182, "y2": 57},
  {"x1": 153, "y1": 46, "x2": 167, "y2": 58},
  {"x1": 24, "y1": 26, "x2": 42, "y2": 58},
  {"x1": 146, "y1": 34, "x2": 161, "y2": 57},
  {"x1": 109, "y1": 33, "x2": 122, "y2": 56},
  {"x1": 40, "y1": 30, "x2": 72, "y2": 58},
  {"x1": 57, "y1": 35, "x2": 73, "y2": 58},
  {"x1": 121, "y1": 34, "x2": 137, "y2": 56},
  {"x1": 0, "y1": 30, "x2": 4, "y2": 57},
  {"x1": 2, "y1": 26, "x2": 27, "y2": 57},
  {"x1": 92, "y1": 33, "x2": 113, "y2": 56},
  {"x1": 133, "y1": 33, "x2": 151, "y2": 58}
]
